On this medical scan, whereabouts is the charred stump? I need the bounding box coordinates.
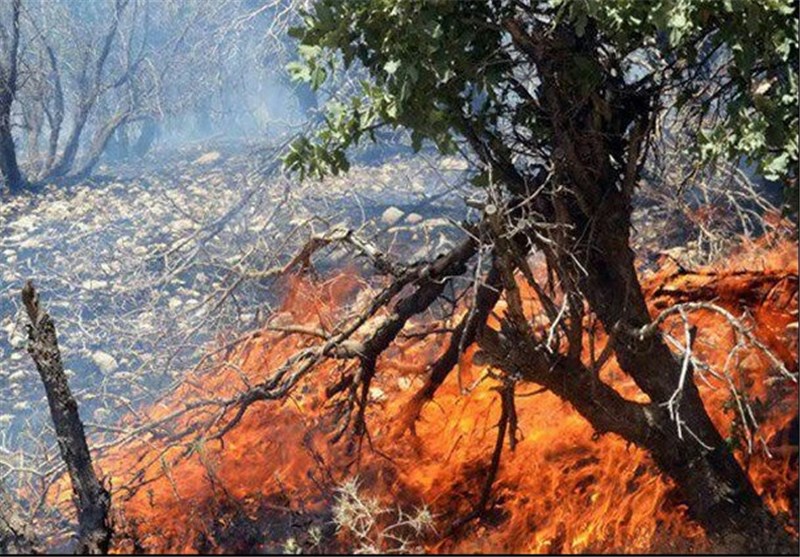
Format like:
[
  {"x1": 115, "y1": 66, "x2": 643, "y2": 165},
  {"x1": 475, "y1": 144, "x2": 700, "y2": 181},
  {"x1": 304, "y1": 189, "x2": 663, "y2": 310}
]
[{"x1": 22, "y1": 281, "x2": 111, "y2": 555}]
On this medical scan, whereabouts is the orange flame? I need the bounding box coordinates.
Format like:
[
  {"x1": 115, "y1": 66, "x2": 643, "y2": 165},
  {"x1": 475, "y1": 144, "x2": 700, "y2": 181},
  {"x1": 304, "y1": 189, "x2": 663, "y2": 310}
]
[{"x1": 77, "y1": 239, "x2": 797, "y2": 554}]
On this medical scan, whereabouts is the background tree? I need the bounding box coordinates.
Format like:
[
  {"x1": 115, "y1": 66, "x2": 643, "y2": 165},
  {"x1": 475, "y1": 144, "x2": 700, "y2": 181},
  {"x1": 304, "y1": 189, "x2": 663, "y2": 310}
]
[
  {"x1": 285, "y1": 0, "x2": 798, "y2": 553},
  {"x1": 0, "y1": 0, "x2": 312, "y2": 192},
  {"x1": 0, "y1": 0, "x2": 24, "y2": 192}
]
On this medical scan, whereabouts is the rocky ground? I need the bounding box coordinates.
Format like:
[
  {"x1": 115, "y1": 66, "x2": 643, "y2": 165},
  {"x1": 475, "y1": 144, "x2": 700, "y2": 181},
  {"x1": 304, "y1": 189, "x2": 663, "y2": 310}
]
[{"x1": 0, "y1": 139, "x2": 472, "y2": 471}]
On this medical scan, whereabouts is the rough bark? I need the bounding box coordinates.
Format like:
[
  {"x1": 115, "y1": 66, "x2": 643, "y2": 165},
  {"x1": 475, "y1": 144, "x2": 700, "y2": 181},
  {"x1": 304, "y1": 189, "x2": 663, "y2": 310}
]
[
  {"x1": 482, "y1": 16, "x2": 797, "y2": 553},
  {"x1": 22, "y1": 282, "x2": 111, "y2": 555}
]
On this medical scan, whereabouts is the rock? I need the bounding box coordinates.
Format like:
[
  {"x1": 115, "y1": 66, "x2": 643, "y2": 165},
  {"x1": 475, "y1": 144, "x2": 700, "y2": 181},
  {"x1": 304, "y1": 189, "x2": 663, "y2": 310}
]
[
  {"x1": 82, "y1": 279, "x2": 109, "y2": 290},
  {"x1": 19, "y1": 236, "x2": 42, "y2": 249},
  {"x1": 369, "y1": 386, "x2": 387, "y2": 402},
  {"x1": 381, "y1": 206, "x2": 405, "y2": 226},
  {"x1": 13, "y1": 214, "x2": 38, "y2": 230},
  {"x1": 421, "y1": 217, "x2": 450, "y2": 229},
  {"x1": 405, "y1": 212, "x2": 423, "y2": 225},
  {"x1": 93, "y1": 407, "x2": 110, "y2": 422},
  {"x1": 171, "y1": 218, "x2": 195, "y2": 232},
  {"x1": 193, "y1": 151, "x2": 221, "y2": 165},
  {"x1": 92, "y1": 351, "x2": 118, "y2": 374}
]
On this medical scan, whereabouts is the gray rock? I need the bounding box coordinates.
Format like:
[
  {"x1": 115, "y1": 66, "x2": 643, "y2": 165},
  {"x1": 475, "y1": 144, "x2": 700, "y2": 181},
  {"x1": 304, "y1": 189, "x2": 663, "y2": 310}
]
[
  {"x1": 405, "y1": 212, "x2": 423, "y2": 224},
  {"x1": 381, "y1": 206, "x2": 405, "y2": 226},
  {"x1": 92, "y1": 351, "x2": 118, "y2": 374}
]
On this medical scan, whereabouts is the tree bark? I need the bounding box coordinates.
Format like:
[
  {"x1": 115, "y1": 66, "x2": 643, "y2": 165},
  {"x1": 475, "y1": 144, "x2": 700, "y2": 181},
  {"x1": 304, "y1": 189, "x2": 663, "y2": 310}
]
[
  {"x1": 579, "y1": 223, "x2": 794, "y2": 554},
  {"x1": 487, "y1": 16, "x2": 797, "y2": 553},
  {"x1": 132, "y1": 117, "x2": 157, "y2": 158},
  {"x1": 72, "y1": 111, "x2": 131, "y2": 180},
  {"x1": 22, "y1": 282, "x2": 111, "y2": 555},
  {"x1": 0, "y1": 0, "x2": 25, "y2": 193},
  {"x1": 42, "y1": 40, "x2": 64, "y2": 175},
  {"x1": 479, "y1": 312, "x2": 795, "y2": 554},
  {"x1": 0, "y1": 115, "x2": 23, "y2": 192}
]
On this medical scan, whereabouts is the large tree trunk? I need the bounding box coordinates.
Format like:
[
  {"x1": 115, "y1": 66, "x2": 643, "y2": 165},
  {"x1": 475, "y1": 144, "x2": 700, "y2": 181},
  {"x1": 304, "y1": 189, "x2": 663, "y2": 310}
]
[
  {"x1": 578, "y1": 216, "x2": 793, "y2": 553},
  {"x1": 489, "y1": 17, "x2": 797, "y2": 553},
  {"x1": 479, "y1": 313, "x2": 794, "y2": 554}
]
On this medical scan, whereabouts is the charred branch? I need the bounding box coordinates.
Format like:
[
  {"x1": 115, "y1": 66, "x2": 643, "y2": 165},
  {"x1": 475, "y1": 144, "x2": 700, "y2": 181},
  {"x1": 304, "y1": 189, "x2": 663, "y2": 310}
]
[
  {"x1": 401, "y1": 262, "x2": 503, "y2": 431},
  {"x1": 0, "y1": 482, "x2": 37, "y2": 555},
  {"x1": 21, "y1": 281, "x2": 111, "y2": 555}
]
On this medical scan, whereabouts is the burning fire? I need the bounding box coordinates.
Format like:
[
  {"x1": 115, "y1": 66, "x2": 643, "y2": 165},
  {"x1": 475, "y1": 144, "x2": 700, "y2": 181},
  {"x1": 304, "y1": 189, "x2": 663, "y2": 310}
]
[{"x1": 52, "y1": 238, "x2": 797, "y2": 553}]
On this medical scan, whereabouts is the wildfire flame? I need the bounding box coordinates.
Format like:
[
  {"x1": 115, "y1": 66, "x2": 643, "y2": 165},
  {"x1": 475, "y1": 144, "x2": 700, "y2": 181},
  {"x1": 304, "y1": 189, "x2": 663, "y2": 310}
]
[{"x1": 51, "y1": 238, "x2": 797, "y2": 554}]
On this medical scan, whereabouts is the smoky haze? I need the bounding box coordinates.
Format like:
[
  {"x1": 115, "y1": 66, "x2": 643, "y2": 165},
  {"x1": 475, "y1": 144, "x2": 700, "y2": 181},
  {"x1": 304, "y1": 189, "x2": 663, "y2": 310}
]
[{"x1": 2, "y1": 0, "x2": 316, "y2": 179}]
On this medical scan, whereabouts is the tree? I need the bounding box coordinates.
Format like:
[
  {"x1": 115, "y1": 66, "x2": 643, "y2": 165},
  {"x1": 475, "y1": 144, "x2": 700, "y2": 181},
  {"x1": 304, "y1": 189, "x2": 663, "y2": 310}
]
[
  {"x1": 0, "y1": 0, "x2": 25, "y2": 193},
  {"x1": 1, "y1": 0, "x2": 277, "y2": 190},
  {"x1": 283, "y1": 0, "x2": 798, "y2": 553}
]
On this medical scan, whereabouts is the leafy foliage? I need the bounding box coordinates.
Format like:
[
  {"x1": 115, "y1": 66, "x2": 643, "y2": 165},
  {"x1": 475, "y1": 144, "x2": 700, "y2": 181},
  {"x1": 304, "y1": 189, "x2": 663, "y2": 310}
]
[{"x1": 285, "y1": 0, "x2": 797, "y2": 208}]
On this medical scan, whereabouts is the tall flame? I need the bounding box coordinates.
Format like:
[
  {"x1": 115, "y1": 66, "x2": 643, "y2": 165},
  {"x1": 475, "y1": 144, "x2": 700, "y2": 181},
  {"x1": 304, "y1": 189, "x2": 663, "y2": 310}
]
[{"x1": 62, "y1": 238, "x2": 796, "y2": 554}]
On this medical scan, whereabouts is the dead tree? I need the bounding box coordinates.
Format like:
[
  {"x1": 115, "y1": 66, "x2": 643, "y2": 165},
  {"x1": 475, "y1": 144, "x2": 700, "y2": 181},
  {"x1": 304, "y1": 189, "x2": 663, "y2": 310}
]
[{"x1": 22, "y1": 281, "x2": 111, "y2": 555}]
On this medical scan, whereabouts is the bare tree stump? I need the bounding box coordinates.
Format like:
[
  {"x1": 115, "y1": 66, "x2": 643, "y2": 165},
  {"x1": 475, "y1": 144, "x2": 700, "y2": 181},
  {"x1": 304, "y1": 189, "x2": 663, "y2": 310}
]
[{"x1": 22, "y1": 281, "x2": 111, "y2": 555}]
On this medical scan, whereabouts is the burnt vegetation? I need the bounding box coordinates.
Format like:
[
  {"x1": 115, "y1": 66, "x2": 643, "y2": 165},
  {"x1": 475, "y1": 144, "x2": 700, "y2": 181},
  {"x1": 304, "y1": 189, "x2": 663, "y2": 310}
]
[{"x1": 0, "y1": 0, "x2": 798, "y2": 555}]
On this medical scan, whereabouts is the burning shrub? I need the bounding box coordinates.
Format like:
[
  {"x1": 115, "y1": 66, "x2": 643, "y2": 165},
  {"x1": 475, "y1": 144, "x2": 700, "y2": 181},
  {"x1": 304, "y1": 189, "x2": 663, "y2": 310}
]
[{"x1": 81, "y1": 236, "x2": 798, "y2": 554}]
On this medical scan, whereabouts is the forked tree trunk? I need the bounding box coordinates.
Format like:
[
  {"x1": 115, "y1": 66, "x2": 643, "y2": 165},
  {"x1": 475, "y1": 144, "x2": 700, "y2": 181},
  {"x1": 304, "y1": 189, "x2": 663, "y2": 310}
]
[
  {"x1": 72, "y1": 111, "x2": 131, "y2": 180},
  {"x1": 46, "y1": 106, "x2": 90, "y2": 179},
  {"x1": 485, "y1": 17, "x2": 797, "y2": 554},
  {"x1": 576, "y1": 217, "x2": 794, "y2": 553}
]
